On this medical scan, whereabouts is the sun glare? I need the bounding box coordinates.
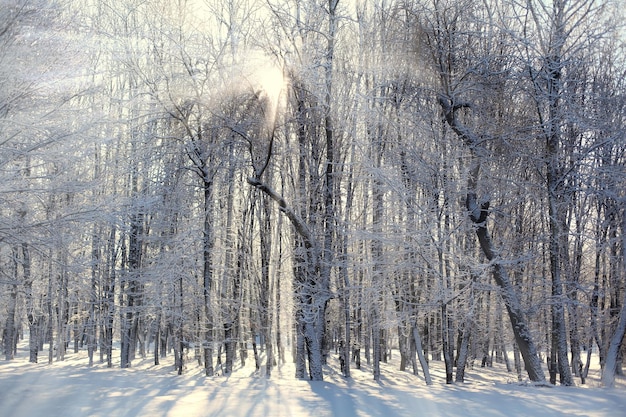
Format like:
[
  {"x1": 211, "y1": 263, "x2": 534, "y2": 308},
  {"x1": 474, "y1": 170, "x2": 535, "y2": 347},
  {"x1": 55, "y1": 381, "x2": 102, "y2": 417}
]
[
  {"x1": 249, "y1": 61, "x2": 287, "y2": 129},
  {"x1": 255, "y1": 63, "x2": 286, "y2": 105}
]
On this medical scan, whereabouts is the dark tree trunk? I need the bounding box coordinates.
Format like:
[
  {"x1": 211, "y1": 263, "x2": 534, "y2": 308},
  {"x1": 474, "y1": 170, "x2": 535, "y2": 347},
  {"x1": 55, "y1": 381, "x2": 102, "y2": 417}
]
[
  {"x1": 474, "y1": 223, "x2": 546, "y2": 382},
  {"x1": 439, "y1": 95, "x2": 546, "y2": 383}
]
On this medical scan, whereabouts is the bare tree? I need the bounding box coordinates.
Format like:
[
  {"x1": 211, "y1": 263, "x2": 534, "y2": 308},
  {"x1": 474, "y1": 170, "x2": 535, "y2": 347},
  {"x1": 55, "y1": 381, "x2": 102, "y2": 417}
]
[{"x1": 414, "y1": 0, "x2": 548, "y2": 383}]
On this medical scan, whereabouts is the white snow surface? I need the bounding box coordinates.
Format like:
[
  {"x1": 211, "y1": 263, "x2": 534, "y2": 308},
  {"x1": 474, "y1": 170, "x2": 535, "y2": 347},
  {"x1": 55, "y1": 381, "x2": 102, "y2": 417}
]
[{"x1": 1, "y1": 342, "x2": 625, "y2": 417}]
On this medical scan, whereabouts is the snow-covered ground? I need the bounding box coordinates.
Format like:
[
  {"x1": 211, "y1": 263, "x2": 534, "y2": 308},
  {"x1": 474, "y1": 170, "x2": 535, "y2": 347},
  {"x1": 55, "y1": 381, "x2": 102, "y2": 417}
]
[{"x1": 1, "y1": 341, "x2": 625, "y2": 417}]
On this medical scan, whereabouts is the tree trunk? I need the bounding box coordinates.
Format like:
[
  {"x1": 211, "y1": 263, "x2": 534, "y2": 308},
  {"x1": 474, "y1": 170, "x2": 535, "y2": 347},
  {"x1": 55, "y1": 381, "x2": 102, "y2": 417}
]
[
  {"x1": 455, "y1": 320, "x2": 471, "y2": 383},
  {"x1": 154, "y1": 311, "x2": 161, "y2": 366},
  {"x1": 57, "y1": 258, "x2": 69, "y2": 362},
  {"x1": 22, "y1": 243, "x2": 38, "y2": 364},
  {"x1": 439, "y1": 95, "x2": 546, "y2": 383},
  {"x1": 295, "y1": 314, "x2": 307, "y2": 379},
  {"x1": 203, "y1": 176, "x2": 215, "y2": 377},
  {"x1": 410, "y1": 329, "x2": 420, "y2": 377},
  {"x1": 398, "y1": 327, "x2": 408, "y2": 372},
  {"x1": 98, "y1": 226, "x2": 116, "y2": 367},
  {"x1": 88, "y1": 230, "x2": 98, "y2": 367},
  {"x1": 372, "y1": 317, "x2": 381, "y2": 381},
  {"x1": 304, "y1": 307, "x2": 327, "y2": 381},
  {"x1": 4, "y1": 250, "x2": 18, "y2": 360},
  {"x1": 47, "y1": 252, "x2": 54, "y2": 365},
  {"x1": 412, "y1": 322, "x2": 433, "y2": 385},
  {"x1": 442, "y1": 303, "x2": 454, "y2": 384},
  {"x1": 259, "y1": 195, "x2": 274, "y2": 378},
  {"x1": 475, "y1": 224, "x2": 546, "y2": 383},
  {"x1": 176, "y1": 264, "x2": 184, "y2": 376},
  {"x1": 338, "y1": 142, "x2": 356, "y2": 378},
  {"x1": 547, "y1": 145, "x2": 573, "y2": 386},
  {"x1": 601, "y1": 211, "x2": 626, "y2": 387}
]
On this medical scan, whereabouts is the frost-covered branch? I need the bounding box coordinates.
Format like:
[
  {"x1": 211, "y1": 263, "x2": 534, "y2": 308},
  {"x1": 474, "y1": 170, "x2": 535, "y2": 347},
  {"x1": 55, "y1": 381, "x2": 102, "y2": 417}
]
[{"x1": 247, "y1": 176, "x2": 317, "y2": 254}]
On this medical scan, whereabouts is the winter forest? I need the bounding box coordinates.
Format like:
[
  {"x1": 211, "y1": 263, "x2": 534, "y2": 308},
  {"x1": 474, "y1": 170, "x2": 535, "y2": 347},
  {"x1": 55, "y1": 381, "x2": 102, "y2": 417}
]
[{"x1": 1, "y1": 0, "x2": 626, "y2": 412}]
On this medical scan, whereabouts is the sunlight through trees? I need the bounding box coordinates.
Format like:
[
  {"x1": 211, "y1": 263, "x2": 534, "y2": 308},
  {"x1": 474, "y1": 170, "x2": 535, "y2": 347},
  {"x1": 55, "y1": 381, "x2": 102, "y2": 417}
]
[{"x1": 1, "y1": 0, "x2": 624, "y2": 390}]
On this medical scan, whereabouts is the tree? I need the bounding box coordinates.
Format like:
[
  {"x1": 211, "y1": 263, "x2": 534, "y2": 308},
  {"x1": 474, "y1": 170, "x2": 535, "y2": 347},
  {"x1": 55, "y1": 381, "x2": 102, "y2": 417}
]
[
  {"x1": 512, "y1": 0, "x2": 624, "y2": 385},
  {"x1": 244, "y1": 0, "x2": 343, "y2": 381},
  {"x1": 414, "y1": 0, "x2": 548, "y2": 383},
  {"x1": 1, "y1": 0, "x2": 95, "y2": 364}
]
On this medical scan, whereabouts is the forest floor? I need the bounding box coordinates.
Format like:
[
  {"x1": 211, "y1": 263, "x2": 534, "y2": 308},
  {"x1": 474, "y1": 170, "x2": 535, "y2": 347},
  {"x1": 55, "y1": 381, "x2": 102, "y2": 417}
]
[{"x1": 1, "y1": 340, "x2": 625, "y2": 417}]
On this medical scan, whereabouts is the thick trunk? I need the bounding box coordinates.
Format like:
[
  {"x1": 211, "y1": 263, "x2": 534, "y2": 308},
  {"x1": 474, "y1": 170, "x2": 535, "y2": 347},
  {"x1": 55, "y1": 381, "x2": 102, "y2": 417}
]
[
  {"x1": 265, "y1": 331, "x2": 274, "y2": 378},
  {"x1": 121, "y1": 209, "x2": 143, "y2": 369},
  {"x1": 542, "y1": 5, "x2": 574, "y2": 383},
  {"x1": 120, "y1": 298, "x2": 132, "y2": 368},
  {"x1": 398, "y1": 327, "x2": 408, "y2": 372},
  {"x1": 602, "y1": 301, "x2": 626, "y2": 387},
  {"x1": 174, "y1": 334, "x2": 182, "y2": 375},
  {"x1": 475, "y1": 224, "x2": 546, "y2": 382},
  {"x1": 547, "y1": 180, "x2": 573, "y2": 385},
  {"x1": 28, "y1": 315, "x2": 40, "y2": 364},
  {"x1": 455, "y1": 321, "x2": 471, "y2": 383},
  {"x1": 203, "y1": 322, "x2": 214, "y2": 376},
  {"x1": 589, "y1": 207, "x2": 606, "y2": 373},
  {"x1": 440, "y1": 94, "x2": 545, "y2": 383},
  {"x1": 223, "y1": 323, "x2": 234, "y2": 375},
  {"x1": 304, "y1": 308, "x2": 326, "y2": 381},
  {"x1": 295, "y1": 316, "x2": 307, "y2": 379}
]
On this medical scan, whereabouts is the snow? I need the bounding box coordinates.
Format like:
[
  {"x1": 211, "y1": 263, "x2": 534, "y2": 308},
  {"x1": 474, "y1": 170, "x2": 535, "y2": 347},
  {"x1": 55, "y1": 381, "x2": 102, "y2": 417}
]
[{"x1": 1, "y1": 342, "x2": 625, "y2": 417}]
